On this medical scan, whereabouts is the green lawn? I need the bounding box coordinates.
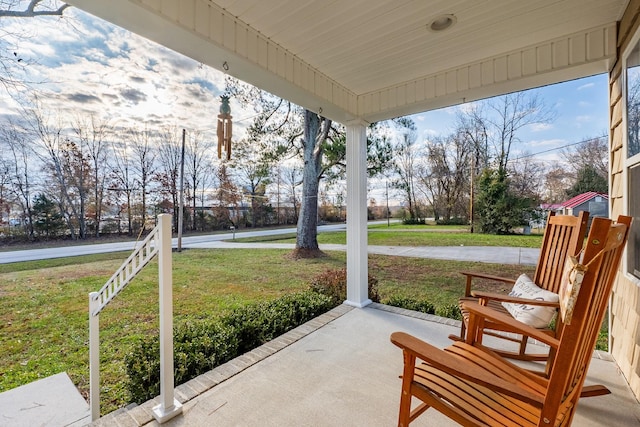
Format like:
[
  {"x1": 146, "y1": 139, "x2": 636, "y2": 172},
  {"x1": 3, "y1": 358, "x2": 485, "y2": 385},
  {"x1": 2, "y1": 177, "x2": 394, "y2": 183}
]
[
  {"x1": 0, "y1": 231, "x2": 539, "y2": 414},
  {"x1": 235, "y1": 227, "x2": 545, "y2": 248}
]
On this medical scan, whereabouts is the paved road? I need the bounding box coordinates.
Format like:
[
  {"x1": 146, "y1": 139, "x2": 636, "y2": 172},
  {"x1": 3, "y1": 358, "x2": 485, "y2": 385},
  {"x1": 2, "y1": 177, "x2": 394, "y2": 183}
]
[
  {"x1": 0, "y1": 223, "x2": 344, "y2": 264},
  {"x1": 0, "y1": 222, "x2": 539, "y2": 265}
]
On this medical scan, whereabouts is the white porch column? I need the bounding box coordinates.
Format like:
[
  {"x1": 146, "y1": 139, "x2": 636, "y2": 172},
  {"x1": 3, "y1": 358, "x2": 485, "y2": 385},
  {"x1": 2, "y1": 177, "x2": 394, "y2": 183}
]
[{"x1": 345, "y1": 120, "x2": 371, "y2": 308}]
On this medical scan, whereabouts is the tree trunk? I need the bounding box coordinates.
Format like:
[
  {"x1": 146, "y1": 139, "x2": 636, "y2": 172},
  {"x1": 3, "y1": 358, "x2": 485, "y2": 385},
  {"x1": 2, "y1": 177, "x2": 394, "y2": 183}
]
[{"x1": 293, "y1": 110, "x2": 327, "y2": 258}]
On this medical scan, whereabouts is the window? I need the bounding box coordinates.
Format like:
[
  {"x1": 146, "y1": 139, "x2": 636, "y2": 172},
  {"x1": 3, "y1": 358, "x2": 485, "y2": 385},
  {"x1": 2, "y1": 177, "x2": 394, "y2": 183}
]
[
  {"x1": 624, "y1": 36, "x2": 640, "y2": 280},
  {"x1": 629, "y1": 165, "x2": 640, "y2": 279},
  {"x1": 628, "y1": 40, "x2": 640, "y2": 158}
]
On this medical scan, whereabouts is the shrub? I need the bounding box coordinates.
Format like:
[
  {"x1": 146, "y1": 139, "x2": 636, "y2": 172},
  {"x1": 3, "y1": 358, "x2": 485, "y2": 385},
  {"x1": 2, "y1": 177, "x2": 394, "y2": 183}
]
[
  {"x1": 125, "y1": 320, "x2": 239, "y2": 404},
  {"x1": 402, "y1": 218, "x2": 426, "y2": 225},
  {"x1": 435, "y1": 303, "x2": 462, "y2": 320},
  {"x1": 309, "y1": 268, "x2": 379, "y2": 304},
  {"x1": 221, "y1": 291, "x2": 337, "y2": 354},
  {"x1": 383, "y1": 295, "x2": 435, "y2": 314},
  {"x1": 125, "y1": 290, "x2": 335, "y2": 404},
  {"x1": 435, "y1": 217, "x2": 468, "y2": 226}
]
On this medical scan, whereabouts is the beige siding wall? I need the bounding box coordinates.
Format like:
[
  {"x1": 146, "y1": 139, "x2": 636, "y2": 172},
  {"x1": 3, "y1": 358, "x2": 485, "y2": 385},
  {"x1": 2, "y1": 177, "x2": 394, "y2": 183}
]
[{"x1": 609, "y1": 0, "x2": 640, "y2": 400}]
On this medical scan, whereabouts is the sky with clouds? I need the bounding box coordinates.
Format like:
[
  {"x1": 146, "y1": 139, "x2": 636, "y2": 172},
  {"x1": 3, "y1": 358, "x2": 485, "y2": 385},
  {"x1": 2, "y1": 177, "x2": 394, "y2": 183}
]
[
  {"x1": 1, "y1": 3, "x2": 611, "y2": 173},
  {"x1": 410, "y1": 74, "x2": 610, "y2": 165},
  {"x1": 1, "y1": 4, "x2": 231, "y2": 140}
]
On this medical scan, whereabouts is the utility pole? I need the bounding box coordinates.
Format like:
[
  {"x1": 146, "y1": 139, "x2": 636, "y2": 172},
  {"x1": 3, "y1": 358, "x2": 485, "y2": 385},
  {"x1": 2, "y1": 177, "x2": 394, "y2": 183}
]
[
  {"x1": 386, "y1": 181, "x2": 390, "y2": 227},
  {"x1": 469, "y1": 161, "x2": 474, "y2": 234},
  {"x1": 178, "y1": 129, "x2": 186, "y2": 251},
  {"x1": 276, "y1": 166, "x2": 281, "y2": 225}
]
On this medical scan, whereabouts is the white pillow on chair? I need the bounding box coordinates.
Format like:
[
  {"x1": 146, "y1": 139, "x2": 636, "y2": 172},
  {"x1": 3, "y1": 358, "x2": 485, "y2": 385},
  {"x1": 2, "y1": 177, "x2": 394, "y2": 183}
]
[{"x1": 502, "y1": 274, "x2": 559, "y2": 328}]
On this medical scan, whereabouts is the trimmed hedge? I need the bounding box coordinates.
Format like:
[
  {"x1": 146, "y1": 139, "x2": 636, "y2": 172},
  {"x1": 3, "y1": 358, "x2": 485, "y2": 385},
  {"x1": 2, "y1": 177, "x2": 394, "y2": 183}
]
[
  {"x1": 125, "y1": 290, "x2": 336, "y2": 404},
  {"x1": 383, "y1": 295, "x2": 462, "y2": 321},
  {"x1": 384, "y1": 295, "x2": 435, "y2": 314},
  {"x1": 435, "y1": 303, "x2": 462, "y2": 320}
]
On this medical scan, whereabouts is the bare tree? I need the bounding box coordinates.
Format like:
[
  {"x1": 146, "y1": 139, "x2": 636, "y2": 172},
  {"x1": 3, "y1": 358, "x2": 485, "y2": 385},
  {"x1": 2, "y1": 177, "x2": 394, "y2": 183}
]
[
  {"x1": 391, "y1": 117, "x2": 423, "y2": 220},
  {"x1": 508, "y1": 155, "x2": 545, "y2": 201},
  {"x1": 485, "y1": 92, "x2": 555, "y2": 173},
  {"x1": 230, "y1": 138, "x2": 272, "y2": 227},
  {"x1": 60, "y1": 138, "x2": 93, "y2": 238},
  {"x1": 155, "y1": 127, "x2": 182, "y2": 230},
  {"x1": 418, "y1": 132, "x2": 471, "y2": 221},
  {"x1": 544, "y1": 163, "x2": 573, "y2": 203},
  {"x1": 0, "y1": 1, "x2": 71, "y2": 94},
  {"x1": 184, "y1": 131, "x2": 213, "y2": 230},
  {"x1": 129, "y1": 127, "x2": 157, "y2": 232},
  {"x1": 280, "y1": 164, "x2": 302, "y2": 224},
  {"x1": 0, "y1": 1, "x2": 69, "y2": 17},
  {"x1": 0, "y1": 121, "x2": 37, "y2": 236},
  {"x1": 25, "y1": 101, "x2": 88, "y2": 238},
  {"x1": 0, "y1": 156, "x2": 10, "y2": 225},
  {"x1": 110, "y1": 140, "x2": 136, "y2": 235},
  {"x1": 561, "y1": 136, "x2": 608, "y2": 178},
  {"x1": 72, "y1": 115, "x2": 110, "y2": 237},
  {"x1": 455, "y1": 106, "x2": 490, "y2": 170}
]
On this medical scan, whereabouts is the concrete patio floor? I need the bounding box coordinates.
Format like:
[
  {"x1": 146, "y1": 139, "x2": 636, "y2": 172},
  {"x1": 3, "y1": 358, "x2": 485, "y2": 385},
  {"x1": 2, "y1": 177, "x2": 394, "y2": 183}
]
[{"x1": 92, "y1": 304, "x2": 640, "y2": 427}]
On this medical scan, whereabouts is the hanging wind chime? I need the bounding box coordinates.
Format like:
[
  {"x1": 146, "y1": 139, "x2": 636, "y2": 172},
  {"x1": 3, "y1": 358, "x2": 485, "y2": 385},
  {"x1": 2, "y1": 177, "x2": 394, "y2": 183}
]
[{"x1": 217, "y1": 95, "x2": 233, "y2": 160}]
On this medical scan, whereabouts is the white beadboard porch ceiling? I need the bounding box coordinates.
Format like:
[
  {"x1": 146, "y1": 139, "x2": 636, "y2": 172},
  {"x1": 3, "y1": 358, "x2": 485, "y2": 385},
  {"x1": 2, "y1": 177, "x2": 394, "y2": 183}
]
[{"x1": 67, "y1": 0, "x2": 628, "y2": 123}]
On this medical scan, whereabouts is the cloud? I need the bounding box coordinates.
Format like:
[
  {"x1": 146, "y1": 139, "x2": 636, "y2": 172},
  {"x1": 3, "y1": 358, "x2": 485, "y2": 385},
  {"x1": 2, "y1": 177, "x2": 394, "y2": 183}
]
[
  {"x1": 145, "y1": 58, "x2": 159, "y2": 72},
  {"x1": 120, "y1": 87, "x2": 147, "y2": 104},
  {"x1": 420, "y1": 128, "x2": 439, "y2": 137},
  {"x1": 529, "y1": 123, "x2": 553, "y2": 132},
  {"x1": 578, "y1": 82, "x2": 595, "y2": 90},
  {"x1": 186, "y1": 77, "x2": 216, "y2": 92},
  {"x1": 186, "y1": 86, "x2": 209, "y2": 102},
  {"x1": 67, "y1": 93, "x2": 102, "y2": 104}
]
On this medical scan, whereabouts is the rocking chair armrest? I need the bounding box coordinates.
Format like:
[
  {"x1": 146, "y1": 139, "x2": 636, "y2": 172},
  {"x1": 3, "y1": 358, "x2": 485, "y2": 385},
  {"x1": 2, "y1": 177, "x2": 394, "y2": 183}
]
[
  {"x1": 460, "y1": 271, "x2": 517, "y2": 296},
  {"x1": 462, "y1": 302, "x2": 560, "y2": 348},
  {"x1": 471, "y1": 291, "x2": 560, "y2": 308},
  {"x1": 390, "y1": 331, "x2": 544, "y2": 407}
]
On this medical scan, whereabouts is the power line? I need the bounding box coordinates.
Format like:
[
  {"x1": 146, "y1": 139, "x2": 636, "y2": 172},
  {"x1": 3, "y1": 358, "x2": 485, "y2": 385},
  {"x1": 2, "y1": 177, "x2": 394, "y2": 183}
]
[{"x1": 510, "y1": 135, "x2": 605, "y2": 162}]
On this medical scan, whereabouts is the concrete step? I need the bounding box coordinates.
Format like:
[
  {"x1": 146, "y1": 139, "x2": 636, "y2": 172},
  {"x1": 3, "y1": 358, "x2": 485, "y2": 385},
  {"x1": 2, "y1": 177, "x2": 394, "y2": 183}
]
[{"x1": 0, "y1": 372, "x2": 90, "y2": 426}]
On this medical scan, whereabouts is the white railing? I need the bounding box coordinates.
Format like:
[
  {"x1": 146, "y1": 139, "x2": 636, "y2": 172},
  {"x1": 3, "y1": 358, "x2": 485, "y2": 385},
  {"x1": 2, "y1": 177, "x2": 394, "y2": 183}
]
[{"x1": 89, "y1": 214, "x2": 182, "y2": 423}]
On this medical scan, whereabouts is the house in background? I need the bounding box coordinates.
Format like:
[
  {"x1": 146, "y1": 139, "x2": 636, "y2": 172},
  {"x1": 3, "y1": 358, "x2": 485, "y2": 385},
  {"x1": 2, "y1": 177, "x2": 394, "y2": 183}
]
[
  {"x1": 542, "y1": 192, "x2": 609, "y2": 218},
  {"x1": 561, "y1": 192, "x2": 609, "y2": 217}
]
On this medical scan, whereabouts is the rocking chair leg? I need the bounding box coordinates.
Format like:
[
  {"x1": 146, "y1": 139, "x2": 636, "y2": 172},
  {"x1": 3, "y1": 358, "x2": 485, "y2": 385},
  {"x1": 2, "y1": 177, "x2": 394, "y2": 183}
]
[
  {"x1": 398, "y1": 389, "x2": 412, "y2": 427},
  {"x1": 399, "y1": 351, "x2": 416, "y2": 427},
  {"x1": 580, "y1": 385, "x2": 611, "y2": 397}
]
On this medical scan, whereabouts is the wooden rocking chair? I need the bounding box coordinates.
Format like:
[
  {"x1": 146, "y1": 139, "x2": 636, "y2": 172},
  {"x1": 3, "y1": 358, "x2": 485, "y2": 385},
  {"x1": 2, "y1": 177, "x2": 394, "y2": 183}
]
[
  {"x1": 451, "y1": 211, "x2": 589, "y2": 362},
  {"x1": 391, "y1": 216, "x2": 630, "y2": 427}
]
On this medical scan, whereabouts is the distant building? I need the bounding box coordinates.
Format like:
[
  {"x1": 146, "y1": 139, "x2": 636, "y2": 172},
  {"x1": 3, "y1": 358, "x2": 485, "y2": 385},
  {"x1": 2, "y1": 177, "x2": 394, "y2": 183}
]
[{"x1": 541, "y1": 192, "x2": 609, "y2": 218}]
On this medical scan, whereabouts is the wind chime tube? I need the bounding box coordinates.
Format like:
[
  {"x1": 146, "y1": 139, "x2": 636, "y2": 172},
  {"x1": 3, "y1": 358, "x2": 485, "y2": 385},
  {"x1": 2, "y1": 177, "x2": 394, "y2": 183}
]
[
  {"x1": 217, "y1": 95, "x2": 233, "y2": 160},
  {"x1": 217, "y1": 115, "x2": 224, "y2": 159},
  {"x1": 226, "y1": 117, "x2": 232, "y2": 160}
]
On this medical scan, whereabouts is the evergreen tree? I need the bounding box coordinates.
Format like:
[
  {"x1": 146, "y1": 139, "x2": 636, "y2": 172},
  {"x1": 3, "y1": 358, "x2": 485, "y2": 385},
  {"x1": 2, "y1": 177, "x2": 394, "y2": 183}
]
[
  {"x1": 32, "y1": 193, "x2": 65, "y2": 238},
  {"x1": 565, "y1": 165, "x2": 608, "y2": 198},
  {"x1": 475, "y1": 168, "x2": 534, "y2": 234}
]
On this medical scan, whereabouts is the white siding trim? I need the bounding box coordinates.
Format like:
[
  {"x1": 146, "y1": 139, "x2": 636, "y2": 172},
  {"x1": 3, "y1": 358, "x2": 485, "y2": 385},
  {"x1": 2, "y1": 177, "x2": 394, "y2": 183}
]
[{"x1": 359, "y1": 23, "x2": 617, "y2": 122}]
